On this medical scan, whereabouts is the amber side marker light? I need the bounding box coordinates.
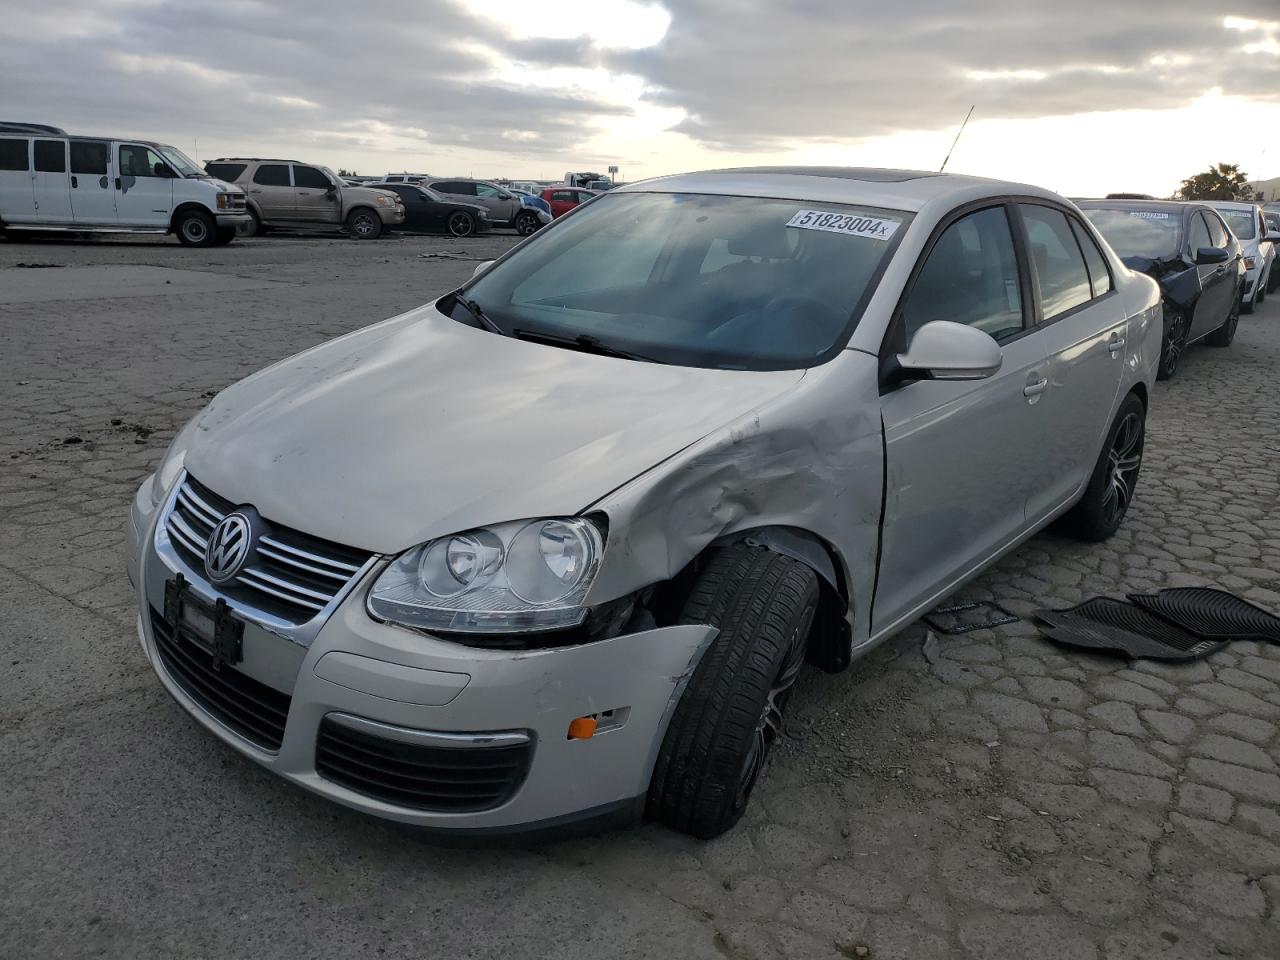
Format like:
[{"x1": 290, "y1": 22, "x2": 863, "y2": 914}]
[{"x1": 567, "y1": 716, "x2": 598, "y2": 740}]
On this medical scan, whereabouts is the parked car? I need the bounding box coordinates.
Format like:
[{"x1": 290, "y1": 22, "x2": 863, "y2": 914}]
[
  {"x1": 540, "y1": 186, "x2": 597, "y2": 218},
  {"x1": 205, "y1": 158, "x2": 404, "y2": 239},
  {"x1": 366, "y1": 182, "x2": 492, "y2": 236},
  {"x1": 128, "y1": 167, "x2": 1159, "y2": 839},
  {"x1": 1205, "y1": 201, "x2": 1274, "y2": 313},
  {"x1": 1079, "y1": 199, "x2": 1244, "y2": 379},
  {"x1": 424, "y1": 178, "x2": 540, "y2": 234},
  {"x1": 509, "y1": 191, "x2": 553, "y2": 232},
  {"x1": 1264, "y1": 211, "x2": 1280, "y2": 293},
  {"x1": 0, "y1": 123, "x2": 251, "y2": 246},
  {"x1": 383, "y1": 173, "x2": 431, "y2": 184}
]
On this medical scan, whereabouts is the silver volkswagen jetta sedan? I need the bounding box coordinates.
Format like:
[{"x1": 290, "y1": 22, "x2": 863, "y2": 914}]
[{"x1": 127, "y1": 167, "x2": 1161, "y2": 838}]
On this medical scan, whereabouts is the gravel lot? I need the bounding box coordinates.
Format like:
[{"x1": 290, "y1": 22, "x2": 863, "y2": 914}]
[{"x1": 2, "y1": 231, "x2": 1278, "y2": 960}]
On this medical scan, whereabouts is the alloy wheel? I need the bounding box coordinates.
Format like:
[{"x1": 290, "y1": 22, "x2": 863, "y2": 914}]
[
  {"x1": 1161, "y1": 312, "x2": 1186, "y2": 378},
  {"x1": 731, "y1": 604, "x2": 815, "y2": 813},
  {"x1": 1101, "y1": 411, "x2": 1143, "y2": 528},
  {"x1": 352, "y1": 213, "x2": 376, "y2": 237},
  {"x1": 448, "y1": 212, "x2": 473, "y2": 237}
]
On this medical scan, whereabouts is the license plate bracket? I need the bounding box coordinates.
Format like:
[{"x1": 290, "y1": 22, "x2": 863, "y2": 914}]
[{"x1": 163, "y1": 572, "x2": 244, "y2": 670}]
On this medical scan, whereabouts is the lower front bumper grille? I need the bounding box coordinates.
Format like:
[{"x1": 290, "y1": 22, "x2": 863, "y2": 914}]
[
  {"x1": 150, "y1": 607, "x2": 291, "y2": 751},
  {"x1": 315, "y1": 717, "x2": 532, "y2": 813}
]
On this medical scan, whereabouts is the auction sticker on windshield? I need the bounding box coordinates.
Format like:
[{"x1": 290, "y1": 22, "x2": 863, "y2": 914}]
[
  {"x1": 786, "y1": 210, "x2": 900, "y2": 240},
  {"x1": 1127, "y1": 211, "x2": 1171, "y2": 220}
]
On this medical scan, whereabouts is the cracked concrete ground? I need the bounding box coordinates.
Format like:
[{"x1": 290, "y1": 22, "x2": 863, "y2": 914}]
[{"x1": 1, "y1": 232, "x2": 1278, "y2": 960}]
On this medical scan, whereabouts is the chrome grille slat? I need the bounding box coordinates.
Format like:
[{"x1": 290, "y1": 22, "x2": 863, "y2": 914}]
[
  {"x1": 160, "y1": 475, "x2": 375, "y2": 625},
  {"x1": 258, "y1": 535, "x2": 362, "y2": 575},
  {"x1": 256, "y1": 544, "x2": 351, "y2": 582}
]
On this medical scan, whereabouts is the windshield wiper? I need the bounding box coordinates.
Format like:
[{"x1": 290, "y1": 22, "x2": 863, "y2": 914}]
[
  {"x1": 512, "y1": 328, "x2": 664, "y2": 364},
  {"x1": 453, "y1": 293, "x2": 506, "y2": 335}
]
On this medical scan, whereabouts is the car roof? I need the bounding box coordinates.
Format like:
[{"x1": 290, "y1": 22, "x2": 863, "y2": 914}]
[
  {"x1": 1077, "y1": 199, "x2": 1195, "y2": 214},
  {"x1": 614, "y1": 166, "x2": 1063, "y2": 213},
  {"x1": 1204, "y1": 200, "x2": 1258, "y2": 211},
  {"x1": 210, "y1": 158, "x2": 309, "y2": 165}
]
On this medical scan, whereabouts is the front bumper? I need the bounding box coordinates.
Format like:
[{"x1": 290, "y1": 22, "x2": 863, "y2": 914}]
[
  {"x1": 215, "y1": 212, "x2": 254, "y2": 236},
  {"x1": 379, "y1": 206, "x2": 406, "y2": 225},
  {"x1": 127, "y1": 478, "x2": 714, "y2": 832}
]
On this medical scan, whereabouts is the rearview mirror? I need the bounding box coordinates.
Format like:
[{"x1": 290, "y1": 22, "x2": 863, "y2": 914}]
[
  {"x1": 1195, "y1": 246, "x2": 1230, "y2": 266},
  {"x1": 897, "y1": 320, "x2": 1003, "y2": 382},
  {"x1": 472, "y1": 260, "x2": 495, "y2": 278}
]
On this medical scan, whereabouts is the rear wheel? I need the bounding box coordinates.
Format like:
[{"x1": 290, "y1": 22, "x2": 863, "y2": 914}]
[
  {"x1": 647, "y1": 545, "x2": 819, "y2": 839},
  {"x1": 1061, "y1": 392, "x2": 1145, "y2": 542},
  {"x1": 345, "y1": 208, "x2": 381, "y2": 239},
  {"x1": 1207, "y1": 300, "x2": 1239, "y2": 346},
  {"x1": 447, "y1": 211, "x2": 476, "y2": 237},
  {"x1": 175, "y1": 210, "x2": 216, "y2": 247},
  {"x1": 1156, "y1": 307, "x2": 1187, "y2": 380},
  {"x1": 246, "y1": 208, "x2": 263, "y2": 237},
  {"x1": 515, "y1": 211, "x2": 540, "y2": 236},
  {"x1": 1241, "y1": 284, "x2": 1257, "y2": 315}
]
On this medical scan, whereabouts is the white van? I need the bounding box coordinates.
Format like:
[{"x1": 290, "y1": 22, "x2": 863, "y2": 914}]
[{"x1": 0, "y1": 123, "x2": 252, "y2": 246}]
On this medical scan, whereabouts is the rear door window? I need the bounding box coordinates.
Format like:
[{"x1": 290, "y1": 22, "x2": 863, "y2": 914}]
[
  {"x1": 1018, "y1": 204, "x2": 1093, "y2": 320},
  {"x1": 69, "y1": 141, "x2": 108, "y2": 174},
  {"x1": 205, "y1": 162, "x2": 247, "y2": 181},
  {"x1": 34, "y1": 140, "x2": 67, "y2": 173},
  {"x1": 0, "y1": 138, "x2": 28, "y2": 171},
  {"x1": 252, "y1": 164, "x2": 291, "y2": 186}
]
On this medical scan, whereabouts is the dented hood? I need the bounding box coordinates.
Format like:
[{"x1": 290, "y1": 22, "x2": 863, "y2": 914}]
[{"x1": 184, "y1": 306, "x2": 804, "y2": 554}]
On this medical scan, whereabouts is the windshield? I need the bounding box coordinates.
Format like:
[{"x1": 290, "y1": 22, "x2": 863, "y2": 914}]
[
  {"x1": 1218, "y1": 208, "x2": 1256, "y2": 240},
  {"x1": 461, "y1": 191, "x2": 908, "y2": 370},
  {"x1": 159, "y1": 145, "x2": 205, "y2": 178},
  {"x1": 1080, "y1": 206, "x2": 1181, "y2": 260}
]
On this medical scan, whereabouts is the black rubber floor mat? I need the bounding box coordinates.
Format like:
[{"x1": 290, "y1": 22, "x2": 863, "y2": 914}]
[
  {"x1": 1034, "y1": 597, "x2": 1226, "y2": 661},
  {"x1": 924, "y1": 600, "x2": 1019, "y2": 635},
  {"x1": 1128, "y1": 587, "x2": 1280, "y2": 644}
]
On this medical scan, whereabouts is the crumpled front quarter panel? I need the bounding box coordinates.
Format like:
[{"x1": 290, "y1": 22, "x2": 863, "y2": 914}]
[{"x1": 586, "y1": 350, "x2": 885, "y2": 646}]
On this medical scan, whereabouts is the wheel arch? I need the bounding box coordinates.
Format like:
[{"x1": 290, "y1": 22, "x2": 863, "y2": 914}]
[{"x1": 168, "y1": 201, "x2": 214, "y2": 234}]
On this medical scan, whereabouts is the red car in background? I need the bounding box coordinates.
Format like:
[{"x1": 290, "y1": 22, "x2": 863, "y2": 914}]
[{"x1": 540, "y1": 186, "x2": 598, "y2": 218}]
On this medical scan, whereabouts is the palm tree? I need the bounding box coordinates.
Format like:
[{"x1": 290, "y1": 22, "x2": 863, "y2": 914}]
[{"x1": 1176, "y1": 163, "x2": 1252, "y2": 201}]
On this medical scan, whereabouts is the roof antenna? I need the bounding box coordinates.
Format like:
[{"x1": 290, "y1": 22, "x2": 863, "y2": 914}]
[{"x1": 939, "y1": 105, "x2": 975, "y2": 173}]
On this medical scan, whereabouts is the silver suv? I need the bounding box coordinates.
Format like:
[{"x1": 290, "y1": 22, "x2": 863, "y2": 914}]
[
  {"x1": 206, "y1": 158, "x2": 404, "y2": 239},
  {"x1": 425, "y1": 178, "x2": 537, "y2": 232}
]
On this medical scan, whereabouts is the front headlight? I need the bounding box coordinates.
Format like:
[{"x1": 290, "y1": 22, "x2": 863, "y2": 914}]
[
  {"x1": 368, "y1": 517, "x2": 604, "y2": 634},
  {"x1": 149, "y1": 432, "x2": 188, "y2": 508},
  {"x1": 375, "y1": 195, "x2": 394, "y2": 208},
  {"x1": 215, "y1": 193, "x2": 235, "y2": 210}
]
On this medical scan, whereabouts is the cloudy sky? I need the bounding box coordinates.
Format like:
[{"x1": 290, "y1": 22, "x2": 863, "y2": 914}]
[{"x1": 2, "y1": 0, "x2": 1278, "y2": 196}]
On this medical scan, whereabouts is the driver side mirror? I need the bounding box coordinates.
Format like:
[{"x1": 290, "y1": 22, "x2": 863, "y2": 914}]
[
  {"x1": 896, "y1": 320, "x2": 1003, "y2": 382},
  {"x1": 1195, "y1": 247, "x2": 1230, "y2": 266}
]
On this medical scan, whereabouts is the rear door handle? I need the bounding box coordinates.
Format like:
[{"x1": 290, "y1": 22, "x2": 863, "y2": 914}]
[
  {"x1": 1023, "y1": 374, "x2": 1048, "y2": 398},
  {"x1": 71, "y1": 175, "x2": 78, "y2": 188}
]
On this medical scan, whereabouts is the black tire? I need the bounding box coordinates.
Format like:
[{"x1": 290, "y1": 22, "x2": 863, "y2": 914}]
[
  {"x1": 212, "y1": 227, "x2": 236, "y2": 246},
  {"x1": 1207, "y1": 300, "x2": 1239, "y2": 346},
  {"x1": 1060, "y1": 392, "x2": 1145, "y2": 542},
  {"x1": 1240, "y1": 286, "x2": 1256, "y2": 315},
  {"x1": 175, "y1": 210, "x2": 215, "y2": 247},
  {"x1": 648, "y1": 545, "x2": 819, "y2": 839},
  {"x1": 447, "y1": 211, "x2": 476, "y2": 237},
  {"x1": 1156, "y1": 305, "x2": 1186, "y2": 381},
  {"x1": 345, "y1": 207, "x2": 382, "y2": 240},
  {"x1": 1257, "y1": 279, "x2": 1266, "y2": 304},
  {"x1": 515, "y1": 211, "x2": 540, "y2": 236},
  {"x1": 246, "y1": 208, "x2": 263, "y2": 237}
]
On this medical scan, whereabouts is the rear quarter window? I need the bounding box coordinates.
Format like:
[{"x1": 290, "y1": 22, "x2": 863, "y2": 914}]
[
  {"x1": 252, "y1": 164, "x2": 291, "y2": 186},
  {"x1": 205, "y1": 162, "x2": 247, "y2": 182}
]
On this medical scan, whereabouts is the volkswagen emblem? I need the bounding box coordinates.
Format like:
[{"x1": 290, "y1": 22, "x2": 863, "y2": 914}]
[{"x1": 204, "y1": 512, "x2": 254, "y2": 584}]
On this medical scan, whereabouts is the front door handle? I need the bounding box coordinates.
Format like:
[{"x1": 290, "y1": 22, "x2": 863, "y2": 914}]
[
  {"x1": 1023, "y1": 374, "x2": 1048, "y2": 398},
  {"x1": 71, "y1": 175, "x2": 78, "y2": 188},
  {"x1": 1108, "y1": 333, "x2": 1126, "y2": 355}
]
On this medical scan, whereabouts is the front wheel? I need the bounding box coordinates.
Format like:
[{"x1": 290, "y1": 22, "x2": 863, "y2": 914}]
[
  {"x1": 1060, "y1": 392, "x2": 1145, "y2": 542},
  {"x1": 1156, "y1": 307, "x2": 1187, "y2": 381},
  {"x1": 345, "y1": 208, "x2": 382, "y2": 239},
  {"x1": 647, "y1": 545, "x2": 819, "y2": 839},
  {"x1": 514, "y1": 211, "x2": 540, "y2": 236},
  {"x1": 1241, "y1": 284, "x2": 1257, "y2": 315},
  {"x1": 175, "y1": 210, "x2": 216, "y2": 247},
  {"x1": 1206, "y1": 301, "x2": 1239, "y2": 346},
  {"x1": 446, "y1": 211, "x2": 476, "y2": 237}
]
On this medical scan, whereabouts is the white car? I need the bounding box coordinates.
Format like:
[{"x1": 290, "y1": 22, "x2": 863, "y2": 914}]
[
  {"x1": 0, "y1": 122, "x2": 251, "y2": 246},
  {"x1": 127, "y1": 167, "x2": 1160, "y2": 838},
  {"x1": 1207, "y1": 201, "x2": 1275, "y2": 312}
]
